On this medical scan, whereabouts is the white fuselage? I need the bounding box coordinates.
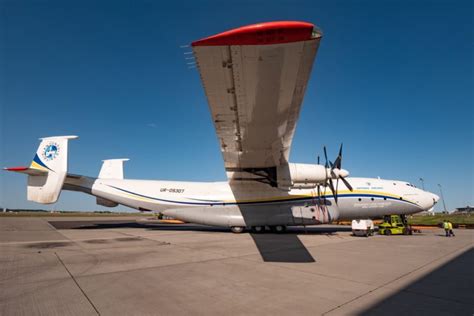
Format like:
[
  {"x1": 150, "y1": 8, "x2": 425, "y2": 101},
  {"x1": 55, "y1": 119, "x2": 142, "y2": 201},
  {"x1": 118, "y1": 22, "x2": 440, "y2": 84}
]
[{"x1": 64, "y1": 176, "x2": 439, "y2": 227}]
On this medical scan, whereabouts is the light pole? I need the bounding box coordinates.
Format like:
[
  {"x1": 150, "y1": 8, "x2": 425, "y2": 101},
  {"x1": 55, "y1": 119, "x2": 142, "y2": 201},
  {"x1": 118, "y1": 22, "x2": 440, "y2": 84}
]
[
  {"x1": 437, "y1": 184, "x2": 448, "y2": 213},
  {"x1": 419, "y1": 177, "x2": 425, "y2": 190}
]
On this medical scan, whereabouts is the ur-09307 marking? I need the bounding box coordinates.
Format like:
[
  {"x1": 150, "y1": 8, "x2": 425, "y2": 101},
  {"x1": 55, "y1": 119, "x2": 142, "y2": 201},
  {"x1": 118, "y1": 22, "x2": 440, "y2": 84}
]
[{"x1": 160, "y1": 188, "x2": 185, "y2": 193}]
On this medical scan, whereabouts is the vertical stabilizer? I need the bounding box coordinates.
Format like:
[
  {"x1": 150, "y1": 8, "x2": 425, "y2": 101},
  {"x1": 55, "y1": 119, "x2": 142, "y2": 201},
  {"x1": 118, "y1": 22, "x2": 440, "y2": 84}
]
[
  {"x1": 27, "y1": 136, "x2": 78, "y2": 203},
  {"x1": 98, "y1": 159, "x2": 129, "y2": 179}
]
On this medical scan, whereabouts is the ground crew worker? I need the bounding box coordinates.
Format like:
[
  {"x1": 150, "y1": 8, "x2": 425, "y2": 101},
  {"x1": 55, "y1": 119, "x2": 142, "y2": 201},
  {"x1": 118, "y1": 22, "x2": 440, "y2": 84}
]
[
  {"x1": 443, "y1": 220, "x2": 449, "y2": 237},
  {"x1": 448, "y1": 221, "x2": 455, "y2": 237}
]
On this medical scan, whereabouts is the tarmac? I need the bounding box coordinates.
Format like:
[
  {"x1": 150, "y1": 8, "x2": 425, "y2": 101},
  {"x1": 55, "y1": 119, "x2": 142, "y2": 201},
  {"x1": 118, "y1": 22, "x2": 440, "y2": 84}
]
[{"x1": 0, "y1": 216, "x2": 472, "y2": 316}]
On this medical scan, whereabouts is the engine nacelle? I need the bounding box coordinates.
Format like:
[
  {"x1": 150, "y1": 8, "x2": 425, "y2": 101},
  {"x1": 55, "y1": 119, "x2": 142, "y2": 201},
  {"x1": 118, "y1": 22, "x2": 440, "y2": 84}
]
[{"x1": 278, "y1": 163, "x2": 328, "y2": 188}]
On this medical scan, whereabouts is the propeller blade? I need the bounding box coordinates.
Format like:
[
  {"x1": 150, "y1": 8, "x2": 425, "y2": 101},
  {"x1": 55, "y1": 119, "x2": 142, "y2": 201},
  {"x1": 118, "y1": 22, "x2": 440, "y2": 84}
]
[
  {"x1": 323, "y1": 146, "x2": 329, "y2": 168},
  {"x1": 317, "y1": 183, "x2": 321, "y2": 205},
  {"x1": 317, "y1": 155, "x2": 320, "y2": 165},
  {"x1": 333, "y1": 143, "x2": 343, "y2": 169},
  {"x1": 340, "y1": 176, "x2": 354, "y2": 191},
  {"x1": 327, "y1": 179, "x2": 338, "y2": 204}
]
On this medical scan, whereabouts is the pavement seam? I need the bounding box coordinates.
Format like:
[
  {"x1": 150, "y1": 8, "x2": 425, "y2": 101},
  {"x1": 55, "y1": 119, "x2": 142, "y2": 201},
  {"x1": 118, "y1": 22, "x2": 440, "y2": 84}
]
[
  {"x1": 54, "y1": 252, "x2": 101, "y2": 315},
  {"x1": 42, "y1": 218, "x2": 61, "y2": 231},
  {"x1": 321, "y1": 243, "x2": 473, "y2": 315}
]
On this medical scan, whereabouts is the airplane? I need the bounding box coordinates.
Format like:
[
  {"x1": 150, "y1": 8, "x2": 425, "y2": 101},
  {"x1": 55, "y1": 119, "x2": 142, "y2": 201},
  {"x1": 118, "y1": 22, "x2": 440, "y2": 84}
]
[{"x1": 5, "y1": 21, "x2": 439, "y2": 234}]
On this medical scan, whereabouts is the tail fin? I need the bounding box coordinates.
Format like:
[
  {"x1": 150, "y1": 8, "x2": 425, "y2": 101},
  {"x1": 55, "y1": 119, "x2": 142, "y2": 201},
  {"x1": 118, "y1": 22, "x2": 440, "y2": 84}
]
[
  {"x1": 27, "y1": 136, "x2": 78, "y2": 203},
  {"x1": 98, "y1": 159, "x2": 129, "y2": 179}
]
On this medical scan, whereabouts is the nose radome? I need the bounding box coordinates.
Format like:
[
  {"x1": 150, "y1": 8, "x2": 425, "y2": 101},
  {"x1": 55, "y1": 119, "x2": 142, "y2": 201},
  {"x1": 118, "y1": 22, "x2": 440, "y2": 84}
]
[{"x1": 418, "y1": 191, "x2": 439, "y2": 211}]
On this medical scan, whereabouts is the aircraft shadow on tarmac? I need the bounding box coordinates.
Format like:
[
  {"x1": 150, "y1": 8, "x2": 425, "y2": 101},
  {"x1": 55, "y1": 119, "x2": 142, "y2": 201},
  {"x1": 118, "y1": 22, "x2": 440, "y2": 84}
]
[
  {"x1": 48, "y1": 220, "x2": 351, "y2": 263},
  {"x1": 357, "y1": 247, "x2": 474, "y2": 316}
]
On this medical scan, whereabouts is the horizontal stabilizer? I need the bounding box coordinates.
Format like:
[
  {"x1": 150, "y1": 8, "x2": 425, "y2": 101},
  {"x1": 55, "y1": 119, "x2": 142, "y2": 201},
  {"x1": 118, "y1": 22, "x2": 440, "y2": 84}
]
[{"x1": 4, "y1": 166, "x2": 47, "y2": 176}]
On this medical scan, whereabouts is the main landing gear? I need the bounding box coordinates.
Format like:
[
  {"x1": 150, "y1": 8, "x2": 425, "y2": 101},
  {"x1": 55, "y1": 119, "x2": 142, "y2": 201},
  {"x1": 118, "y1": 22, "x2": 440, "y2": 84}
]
[
  {"x1": 230, "y1": 226, "x2": 245, "y2": 233},
  {"x1": 270, "y1": 225, "x2": 286, "y2": 233},
  {"x1": 230, "y1": 225, "x2": 287, "y2": 234}
]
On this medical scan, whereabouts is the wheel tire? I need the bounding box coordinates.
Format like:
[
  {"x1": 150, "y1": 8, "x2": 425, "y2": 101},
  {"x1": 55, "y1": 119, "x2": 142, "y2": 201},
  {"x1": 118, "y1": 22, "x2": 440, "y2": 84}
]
[
  {"x1": 230, "y1": 226, "x2": 245, "y2": 234},
  {"x1": 271, "y1": 225, "x2": 286, "y2": 233},
  {"x1": 385, "y1": 229, "x2": 392, "y2": 236},
  {"x1": 252, "y1": 226, "x2": 265, "y2": 233}
]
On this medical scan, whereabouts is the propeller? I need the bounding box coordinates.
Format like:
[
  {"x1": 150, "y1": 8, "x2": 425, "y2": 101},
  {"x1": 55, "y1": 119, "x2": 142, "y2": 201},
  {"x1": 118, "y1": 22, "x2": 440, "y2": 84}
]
[
  {"x1": 319, "y1": 144, "x2": 353, "y2": 204},
  {"x1": 316, "y1": 155, "x2": 322, "y2": 205}
]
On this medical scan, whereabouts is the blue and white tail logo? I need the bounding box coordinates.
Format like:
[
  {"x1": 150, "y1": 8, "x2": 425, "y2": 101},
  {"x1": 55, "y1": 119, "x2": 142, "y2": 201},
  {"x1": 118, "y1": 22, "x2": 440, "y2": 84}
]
[
  {"x1": 30, "y1": 136, "x2": 77, "y2": 173},
  {"x1": 43, "y1": 142, "x2": 60, "y2": 161}
]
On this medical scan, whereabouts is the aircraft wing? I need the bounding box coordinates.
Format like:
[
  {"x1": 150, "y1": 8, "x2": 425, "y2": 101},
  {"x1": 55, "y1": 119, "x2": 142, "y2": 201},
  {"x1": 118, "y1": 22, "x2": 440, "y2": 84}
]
[{"x1": 192, "y1": 21, "x2": 322, "y2": 186}]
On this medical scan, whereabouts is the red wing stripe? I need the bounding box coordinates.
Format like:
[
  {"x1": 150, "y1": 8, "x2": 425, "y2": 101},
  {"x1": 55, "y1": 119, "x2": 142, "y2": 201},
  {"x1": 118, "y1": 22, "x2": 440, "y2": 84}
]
[{"x1": 192, "y1": 21, "x2": 316, "y2": 46}]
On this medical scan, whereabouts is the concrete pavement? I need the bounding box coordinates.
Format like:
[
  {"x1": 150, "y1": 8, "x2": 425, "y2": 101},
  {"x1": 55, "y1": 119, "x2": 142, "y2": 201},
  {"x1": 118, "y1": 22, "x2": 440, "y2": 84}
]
[{"x1": 0, "y1": 216, "x2": 472, "y2": 315}]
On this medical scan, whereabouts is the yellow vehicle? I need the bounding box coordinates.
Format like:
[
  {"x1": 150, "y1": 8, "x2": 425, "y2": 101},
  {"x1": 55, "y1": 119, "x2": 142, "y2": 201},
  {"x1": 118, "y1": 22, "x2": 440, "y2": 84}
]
[{"x1": 378, "y1": 215, "x2": 413, "y2": 235}]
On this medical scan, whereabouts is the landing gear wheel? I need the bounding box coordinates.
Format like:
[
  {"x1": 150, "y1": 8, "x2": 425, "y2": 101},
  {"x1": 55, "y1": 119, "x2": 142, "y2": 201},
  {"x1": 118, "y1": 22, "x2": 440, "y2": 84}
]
[
  {"x1": 230, "y1": 226, "x2": 245, "y2": 234},
  {"x1": 270, "y1": 225, "x2": 286, "y2": 233},
  {"x1": 252, "y1": 226, "x2": 265, "y2": 233}
]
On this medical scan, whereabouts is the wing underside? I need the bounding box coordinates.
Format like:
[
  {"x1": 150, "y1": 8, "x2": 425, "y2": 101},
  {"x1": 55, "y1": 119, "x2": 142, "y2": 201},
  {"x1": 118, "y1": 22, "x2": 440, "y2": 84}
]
[{"x1": 192, "y1": 21, "x2": 322, "y2": 185}]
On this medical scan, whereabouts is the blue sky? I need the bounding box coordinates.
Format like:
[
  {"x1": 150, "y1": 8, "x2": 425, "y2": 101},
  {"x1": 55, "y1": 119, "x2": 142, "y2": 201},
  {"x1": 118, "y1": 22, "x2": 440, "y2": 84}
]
[{"x1": 1, "y1": 0, "x2": 472, "y2": 212}]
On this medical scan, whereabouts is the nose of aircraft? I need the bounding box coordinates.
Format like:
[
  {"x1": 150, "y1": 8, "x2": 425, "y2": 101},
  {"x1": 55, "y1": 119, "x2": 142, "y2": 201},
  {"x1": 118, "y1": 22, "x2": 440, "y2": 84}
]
[{"x1": 419, "y1": 191, "x2": 439, "y2": 211}]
